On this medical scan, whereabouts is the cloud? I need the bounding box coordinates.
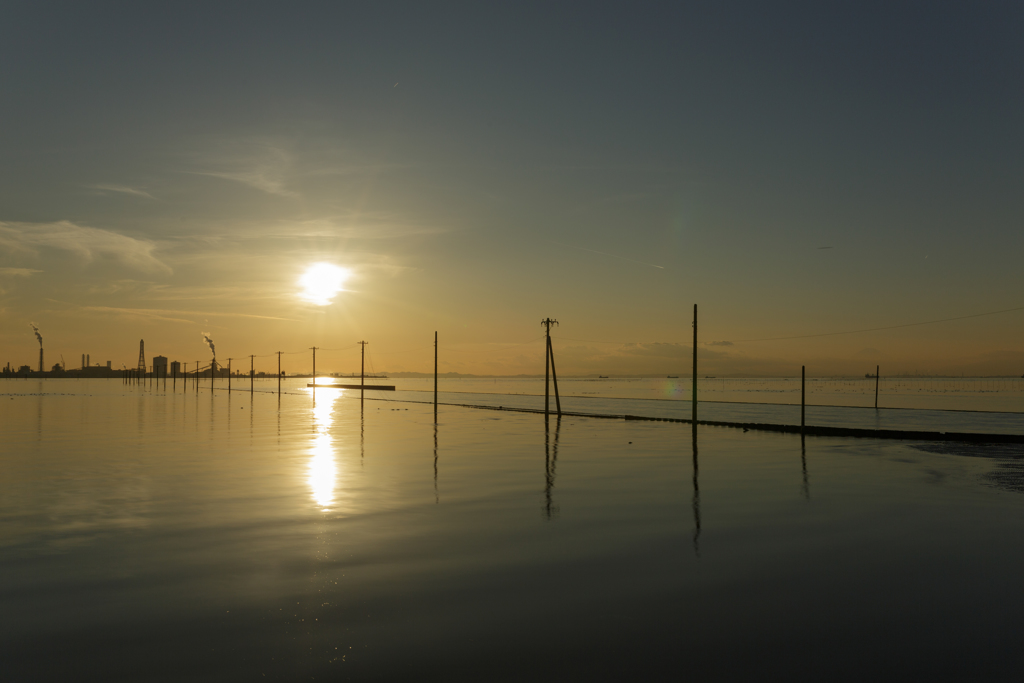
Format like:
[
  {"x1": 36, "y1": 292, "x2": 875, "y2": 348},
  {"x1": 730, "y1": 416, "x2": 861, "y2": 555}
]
[
  {"x1": 187, "y1": 143, "x2": 296, "y2": 197},
  {"x1": 88, "y1": 184, "x2": 156, "y2": 199},
  {"x1": 268, "y1": 217, "x2": 448, "y2": 240},
  {"x1": 192, "y1": 169, "x2": 295, "y2": 197},
  {"x1": 0, "y1": 267, "x2": 42, "y2": 277},
  {"x1": 75, "y1": 305, "x2": 299, "y2": 323},
  {"x1": 0, "y1": 221, "x2": 170, "y2": 273},
  {"x1": 707, "y1": 340, "x2": 734, "y2": 346}
]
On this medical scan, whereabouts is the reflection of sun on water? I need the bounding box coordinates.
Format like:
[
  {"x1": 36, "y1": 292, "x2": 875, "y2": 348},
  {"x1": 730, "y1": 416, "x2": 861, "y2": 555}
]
[{"x1": 308, "y1": 390, "x2": 342, "y2": 509}]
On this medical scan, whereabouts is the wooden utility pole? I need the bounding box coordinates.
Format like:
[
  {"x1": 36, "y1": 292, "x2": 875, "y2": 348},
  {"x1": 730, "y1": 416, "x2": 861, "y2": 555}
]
[
  {"x1": 277, "y1": 352, "x2": 282, "y2": 395},
  {"x1": 358, "y1": 341, "x2": 368, "y2": 403},
  {"x1": 434, "y1": 331, "x2": 438, "y2": 417},
  {"x1": 227, "y1": 358, "x2": 232, "y2": 393},
  {"x1": 541, "y1": 319, "x2": 559, "y2": 417},
  {"x1": 875, "y1": 365, "x2": 880, "y2": 409},
  {"x1": 547, "y1": 335, "x2": 562, "y2": 415},
  {"x1": 310, "y1": 347, "x2": 318, "y2": 381},
  {"x1": 692, "y1": 304, "x2": 698, "y2": 424},
  {"x1": 801, "y1": 365, "x2": 806, "y2": 431},
  {"x1": 195, "y1": 361, "x2": 200, "y2": 394},
  {"x1": 250, "y1": 355, "x2": 254, "y2": 396}
]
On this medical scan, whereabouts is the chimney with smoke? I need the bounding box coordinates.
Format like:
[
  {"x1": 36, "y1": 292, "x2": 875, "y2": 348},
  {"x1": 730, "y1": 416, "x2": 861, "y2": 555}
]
[
  {"x1": 202, "y1": 333, "x2": 216, "y2": 372},
  {"x1": 29, "y1": 323, "x2": 42, "y2": 373}
]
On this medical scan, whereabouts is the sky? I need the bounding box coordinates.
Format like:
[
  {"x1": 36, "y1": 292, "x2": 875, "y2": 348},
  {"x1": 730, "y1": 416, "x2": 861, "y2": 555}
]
[{"x1": 2, "y1": 1, "x2": 1023, "y2": 376}]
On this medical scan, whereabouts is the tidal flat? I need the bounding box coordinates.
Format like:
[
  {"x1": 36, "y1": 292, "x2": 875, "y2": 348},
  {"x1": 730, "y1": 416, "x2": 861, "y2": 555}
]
[{"x1": 3, "y1": 379, "x2": 1024, "y2": 681}]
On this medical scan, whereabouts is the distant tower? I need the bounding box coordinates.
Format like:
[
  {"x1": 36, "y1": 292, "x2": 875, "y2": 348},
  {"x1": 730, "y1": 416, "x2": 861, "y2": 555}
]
[
  {"x1": 81, "y1": 354, "x2": 85, "y2": 370},
  {"x1": 39, "y1": 348, "x2": 43, "y2": 373},
  {"x1": 137, "y1": 340, "x2": 146, "y2": 373},
  {"x1": 87, "y1": 354, "x2": 90, "y2": 367}
]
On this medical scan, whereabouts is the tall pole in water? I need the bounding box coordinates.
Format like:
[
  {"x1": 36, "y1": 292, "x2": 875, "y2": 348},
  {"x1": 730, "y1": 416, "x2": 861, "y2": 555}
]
[
  {"x1": 195, "y1": 361, "x2": 200, "y2": 394},
  {"x1": 309, "y1": 347, "x2": 318, "y2": 382},
  {"x1": 875, "y1": 365, "x2": 880, "y2": 409},
  {"x1": 277, "y1": 351, "x2": 282, "y2": 396},
  {"x1": 250, "y1": 355, "x2": 254, "y2": 396},
  {"x1": 692, "y1": 304, "x2": 698, "y2": 424},
  {"x1": 434, "y1": 331, "x2": 438, "y2": 418},
  {"x1": 541, "y1": 319, "x2": 559, "y2": 417},
  {"x1": 801, "y1": 365, "x2": 806, "y2": 431},
  {"x1": 227, "y1": 358, "x2": 231, "y2": 393},
  {"x1": 358, "y1": 341, "x2": 368, "y2": 403},
  {"x1": 547, "y1": 336, "x2": 562, "y2": 415}
]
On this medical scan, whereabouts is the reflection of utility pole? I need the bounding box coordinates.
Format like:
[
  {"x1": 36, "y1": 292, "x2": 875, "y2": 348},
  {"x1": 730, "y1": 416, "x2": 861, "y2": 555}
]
[
  {"x1": 692, "y1": 426, "x2": 701, "y2": 556},
  {"x1": 358, "y1": 341, "x2": 368, "y2": 404},
  {"x1": 801, "y1": 434, "x2": 810, "y2": 500},
  {"x1": 541, "y1": 319, "x2": 561, "y2": 416},
  {"x1": 544, "y1": 415, "x2": 562, "y2": 520}
]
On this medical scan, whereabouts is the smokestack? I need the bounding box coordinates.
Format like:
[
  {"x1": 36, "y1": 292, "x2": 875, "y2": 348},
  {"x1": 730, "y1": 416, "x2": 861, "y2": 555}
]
[
  {"x1": 202, "y1": 333, "x2": 216, "y2": 365},
  {"x1": 39, "y1": 348, "x2": 43, "y2": 373},
  {"x1": 87, "y1": 354, "x2": 90, "y2": 367},
  {"x1": 81, "y1": 354, "x2": 85, "y2": 370}
]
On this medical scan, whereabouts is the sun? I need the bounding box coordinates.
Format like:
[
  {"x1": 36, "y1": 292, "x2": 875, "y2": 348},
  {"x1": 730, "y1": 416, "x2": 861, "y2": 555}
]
[{"x1": 298, "y1": 263, "x2": 350, "y2": 306}]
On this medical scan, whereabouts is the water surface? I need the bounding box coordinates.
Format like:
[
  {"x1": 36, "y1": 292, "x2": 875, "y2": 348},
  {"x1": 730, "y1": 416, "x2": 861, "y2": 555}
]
[{"x1": 2, "y1": 379, "x2": 1024, "y2": 681}]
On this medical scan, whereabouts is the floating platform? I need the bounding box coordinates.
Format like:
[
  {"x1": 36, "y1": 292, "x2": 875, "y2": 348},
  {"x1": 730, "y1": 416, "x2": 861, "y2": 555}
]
[{"x1": 307, "y1": 383, "x2": 396, "y2": 391}]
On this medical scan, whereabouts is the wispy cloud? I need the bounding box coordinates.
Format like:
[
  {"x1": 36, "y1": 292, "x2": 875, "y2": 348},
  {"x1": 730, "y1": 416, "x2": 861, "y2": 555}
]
[
  {"x1": 0, "y1": 221, "x2": 170, "y2": 273},
  {"x1": 75, "y1": 306, "x2": 299, "y2": 323},
  {"x1": 187, "y1": 143, "x2": 296, "y2": 197},
  {"x1": 88, "y1": 184, "x2": 156, "y2": 200},
  {"x1": 0, "y1": 267, "x2": 42, "y2": 277},
  {"x1": 191, "y1": 169, "x2": 295, "y2": 197},
  {"x1": 268, "y1": 217, "x2": 448, "y2": 240}
]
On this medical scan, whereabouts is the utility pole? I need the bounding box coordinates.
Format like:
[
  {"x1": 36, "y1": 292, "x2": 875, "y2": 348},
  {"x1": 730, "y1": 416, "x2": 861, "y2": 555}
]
[
  {"x1": 250, "y1": 355, "x2": 254, "y2": 396},
  {"x1": 434, "y1": 331, "x2": 438, "y2": 419},
  {"x1": 801, "y1": 365, "x2": 806, "y2": 431},
  {"x1": 227, "y1": 358, "x2": 232, "y2": 393},
  {"x1": 195, "y1": 361, "x2": 200, "y2": 394},
  {"x1": 875, "y1": 365, "x2": 880, "y2": 409},
  {"x1": 541, "y1": 319, "x2": 559, "y2": 417},
  {"x1": 310, "y1": 347, "x2": 318, "y2": 382},
  {"x1": 358, "y1": 341, "x2": 368, "y2": 403},
  {"x1": 547, "y1": 334, "x2": 561, "y2": 415},
  {"x1": 692, "y1": 304, "x2": 698, "y2": 425},
  {"x1": 277, "y1": 351, "x2": 282, "y2": 396}
]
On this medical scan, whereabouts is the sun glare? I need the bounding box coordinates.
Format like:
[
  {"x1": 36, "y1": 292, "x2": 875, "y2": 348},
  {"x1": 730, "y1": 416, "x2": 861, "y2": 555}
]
[{"x1": 298, "y1": 263, "x2": 349, "y2": 306}]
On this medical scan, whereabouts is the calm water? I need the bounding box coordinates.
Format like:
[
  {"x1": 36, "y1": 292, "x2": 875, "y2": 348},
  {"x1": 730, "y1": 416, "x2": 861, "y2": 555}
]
[{"x1": 3, "y1": 379, "x2": 1024, "y2": 681}]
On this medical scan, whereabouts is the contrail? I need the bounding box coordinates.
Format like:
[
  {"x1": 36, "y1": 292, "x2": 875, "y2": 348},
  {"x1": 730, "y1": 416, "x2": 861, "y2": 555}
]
[
  {"x1": 546, "y1": 240, "x2": 664, "y2": 269},
  {"x1": 202, "y1": 332, "x2": 216, "y2": 360},
  {"x1": 29, "y1": 323, "x2": 42, "y2": 346}
]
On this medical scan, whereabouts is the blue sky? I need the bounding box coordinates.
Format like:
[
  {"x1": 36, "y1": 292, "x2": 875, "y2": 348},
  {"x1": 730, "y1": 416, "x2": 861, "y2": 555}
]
[{"x1": 2, "y1": 2, "x2": 1023, "y2": 375}]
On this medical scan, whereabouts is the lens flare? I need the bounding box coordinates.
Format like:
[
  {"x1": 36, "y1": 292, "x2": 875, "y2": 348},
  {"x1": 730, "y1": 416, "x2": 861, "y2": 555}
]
[{"x1": 298, "y1": 263, "x2": 349, "y2": 306}]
